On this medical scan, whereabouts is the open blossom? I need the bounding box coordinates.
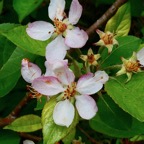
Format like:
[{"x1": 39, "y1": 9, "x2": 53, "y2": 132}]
[
  {"x1": 116, "y1": 48, "x2": 144, "y2": 82},
  {"x1": 94, "y1": 29, "x2": 118, "y2": 53},
  {"x1": 31, "y1": 61, "x2": 109, "y2": 127},
  {"x1": 26, "y1": 0, "x2": 88, "y2": 61}
]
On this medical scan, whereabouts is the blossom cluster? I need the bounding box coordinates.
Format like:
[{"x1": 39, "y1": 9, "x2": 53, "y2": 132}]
[{"x1": 21, "y1": 0, "x2": 110, "y2": 127}]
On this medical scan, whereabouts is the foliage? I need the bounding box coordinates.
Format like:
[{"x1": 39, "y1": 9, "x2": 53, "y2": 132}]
[{"x1": 1, "y1": 0, "x2": 144, "y2": 144}]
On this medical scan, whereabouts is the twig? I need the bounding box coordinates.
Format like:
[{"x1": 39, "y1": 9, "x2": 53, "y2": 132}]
[
  {"x1": 86, "y1": 0, "x2": 128, "y2": 36},
  {"x1": 19, "y1": 132, "x2": 42, "y2": 142},
  {"x1": 77, "y1": 126, "x2": 102, "y2": 144},
  {"x1": 0, "y1": 93, "x2": 31, "y2": 127}
]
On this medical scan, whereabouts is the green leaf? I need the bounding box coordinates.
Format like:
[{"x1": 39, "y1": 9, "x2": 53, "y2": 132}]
[
  {"x1": 105, "y1": 2, "x2": 131, "y2": 36},
  {"x1": 0, "y1": 47, "x2": 35, "y2": 97},
  {"x1": 4, "y1": 114, "x2": 42, "y2": 132},
  {"x1": 100, "y1": 36, "x2": 141, "y2": 69},
  {"x1": 105, "y1": 73, "x2": 144, "y2": 122},
  {"x1": 62, "y1": 128, "x2": 76, "y2": 144},
  {"x1": 13, "y1": 0, "x2": 43, "y2": 22},
  {"x1": 0, "y1": 35, "x2": 16, "y2": 68},
  {"x1": 1, "y1": 25, "x2": 50, "y2": 56},
  {"x1": 90, "y1": 94, "x2": 144, "y2": 138},
  {"x1": 0, "y1": 23, "x2": 19, "y2": 33},
  {"x1": 0, "y1": 129, "x2": 20, "y2": 144},
  {"x1": 35, "y1": 96, "x2": 47, "y2": 111},
  {"x1": 42, "y1": 97, "x2": 79, "y2": 144}
]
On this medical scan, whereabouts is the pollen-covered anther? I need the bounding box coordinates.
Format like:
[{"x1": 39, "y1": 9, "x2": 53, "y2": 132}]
[
  {"x1": 54, "y1": 18, "x2": 67, "y2": 34},
  {"x1": 63, "y1": 82, "x2": 76, "y2": 99},
  {"x1": 26, "y1": 85, "x2": 42, "y2": 100},
  {"x1": 87, "y1": 54, "x2": 95, "y2": 64},
  {"x1": 102, "y1": 33, "x2": 113, "y2": 45},
  {"x1": 125, "y1": 61, "x2": 140, "y2": 72}
]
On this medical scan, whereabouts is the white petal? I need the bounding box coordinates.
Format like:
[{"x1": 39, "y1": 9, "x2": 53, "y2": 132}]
[
  {"x1": 53, "y1": 63, "x2": 75, "y2": 85},
  {"x1": 46, "y1": 36, "x2": 69, "y2": 61},
  {"x1": 32, "y1": 76, "x2": 65, "y2": 96},
  {"x1": 65, "y1": 27, "x2": 88, "y2": 48},
  {"x1": 26, "y1": 21, "x2": 54, "y2": 41},
  {"x1": 53, "y1": 99, "x2": 75, "y2": 127},
  {"x1": 23, "y1": 140, "x2": 35, "y2": 144},
  {"x1": 75, "y1": 95, "x2": 98, "y2": 119},
  {"x1": 137, "y1": 48, "x2": 144, "y2": 66},
  {"x1": 21, "y1": 59, "x2": 41, "y2": 83},
  {"x1": 94, "y1": 71, "x2": 109, "y2": 84},
  {"x1": 76, "y1": 73, "x2": 103, "y2": 95},
  {"x1": 48, "y1": 0, "x2": 65, "y2": 21},
  {"x1": 68, "y1": 0, "x2": 82, "y2": 25}
]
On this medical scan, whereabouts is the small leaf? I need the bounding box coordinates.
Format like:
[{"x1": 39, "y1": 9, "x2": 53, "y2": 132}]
[
  {"x1": 2, "y1": 25, "x2": 50, "y2": 56},
  {"x1": 100, "y1": 36, "x2": 141, "y2": 69},
  {"x1": 0, "y1": 47, "x2": 35, "y2": 97},
  {"x1": 13, "y1": 0, "x2": 43, "y2": 22},
  {"x1": 35, "y1": 96, "x2": 47, "y2": 111},
  {"x1": 105, "y1": 2, "x2": 131, "y2": 36},
  {"x1": 0, "y1": 0, "x2": 3, "y2": 14},
  {"x1": 105, "y1": 73, "x2": 144, "y2": 122},
  {"x1": 4, "y1": 114, "x2": 42, "y2": 132},
  {"x1": 90, "y1": 94, "x2": 144, "y2": 138},
  {"x1": 42, "y1": 97, "x2": 79, "y2": 144}
]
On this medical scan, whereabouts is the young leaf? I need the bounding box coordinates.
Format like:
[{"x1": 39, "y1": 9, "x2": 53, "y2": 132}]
[
  {"x1": 0, "y1": 47, "x2": 36, "y2": 97},
  {"x1": 90, "y1": 94, "x2": 144, "y2": 138},
  {"x1": 42, "y1": 97, "x2": 79, "y2": 144},
  {"x1": 100, "y1": 36, "x2": 141, "y2": 69},
  {"x1": 4, "y1": 114, "x2": 42, "y2": 132},
  {"x1": 1, "y1": 25, "x2": 50, "y2": 56},
  {"x1": 105, "y1": 73, "x2": 144, "y2": 122},
  {"x1": 13, "y1": 0, "x2": 43, "y2": 22},
  {"x1": 105, "y1": 2, "x2": 131, "y2": 36}
]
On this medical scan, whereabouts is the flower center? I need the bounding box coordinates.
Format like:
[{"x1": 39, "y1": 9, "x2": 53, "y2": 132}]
[
  {"x1": 102, "y1": 33, "x2": 113, "y2": 45},
  {"x1": 125, "y1": 61, "x2": 140, "y2": 72},
  {"x1": 63, "y1": 82, "x2": 76, "y2": 99},
  {"x1": 54, "y1": 18, "x2": 67, "y2": 34},
  {"x1": 87, "y1": 54, "x2": 95, "y2": 64}
]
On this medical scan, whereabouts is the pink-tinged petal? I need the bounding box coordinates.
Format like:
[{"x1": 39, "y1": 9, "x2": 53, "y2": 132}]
[
  {"x1": 46, "y1": 36, "x2": 69, "y2": 61},
  {"x1": 65, "y1": 27, "x2": 88, "y2": 48},
  {"x1": 76, "y1": 73, "x2": 103, "y2": 95},
  {"x1": 21, "y1": 59, "x2": 41, "y2": 83},
  {"x1": 137, "y1": 48, "x2": 144, "y2": 66},
  {"x1": 26, "y1": 21, "x2": 54, "y2": 41},
  {"x1": 48, "y1": 0, "x2": 65, "y2": 21},
  {"x1": 23, "y1": 140, "x2": 35, "y2": 144},
  {"x1": 32, "y1": 76, "x2": 65, "y2": 96},
  {"x1": 75, "y1": 95, "x2": 98, "y2": 119},
  {"x1": 53, "y1": 63, "x2": 75, "y2": 85},
  {"x1": 53, "y1": 99, "x2": 75, "y2": 127},
  {"x1": 68, "y1": 0, "x2": 82, "y2": 25},
  {"x1": 94, "y1": 71, "x2": 109, "y2": 84}
]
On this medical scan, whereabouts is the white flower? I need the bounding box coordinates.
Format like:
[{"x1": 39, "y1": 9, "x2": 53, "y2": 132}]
[
  {"x1": 26, "y1": 0, "x2": 88, "y2": 61},
  {"x1": 32, "y1": 61, "x2": 109, "y2": 127}
]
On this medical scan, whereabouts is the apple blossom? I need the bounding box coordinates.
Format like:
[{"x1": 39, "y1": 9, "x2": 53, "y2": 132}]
[
  {"x1": 26, "y1": 0, "x2": 88, "y2": 61},
  {"x1": 116, "y1": 48, "x2": 144, "y2": 82},
  {"x1": 94, "y1": 29, "x2": 118, "y2": 53},
  {"x1": 32, "y1": 62, "x2": 109, "y2": 127}
]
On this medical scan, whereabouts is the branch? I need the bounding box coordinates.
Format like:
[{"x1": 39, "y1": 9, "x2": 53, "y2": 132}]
[
  {"x1": 86, "y1": 0, "x2": 128, "y2": 36},
  {"x1": 0, "y1": 93, "x2": 31, "y2": 127}
]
